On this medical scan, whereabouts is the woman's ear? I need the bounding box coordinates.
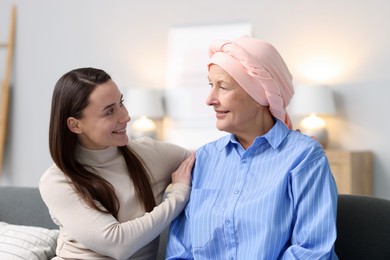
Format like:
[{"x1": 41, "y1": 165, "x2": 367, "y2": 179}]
[{"x1": 67, "y1": 117, "x2": 82, "y2": 134}]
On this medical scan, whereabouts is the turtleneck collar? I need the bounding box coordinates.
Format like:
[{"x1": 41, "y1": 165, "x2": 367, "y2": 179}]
[{"x1": 75, "y1": 144, "x2": 121, "y2": 167}]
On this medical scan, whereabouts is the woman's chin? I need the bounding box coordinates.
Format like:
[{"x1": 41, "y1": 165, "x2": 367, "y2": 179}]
[
  {"x1": 216, "y1": 122, "x2": 228, "y2": 132},
  {"x1": 116, "y1": 136, "x2": 129, "y2": 146}
]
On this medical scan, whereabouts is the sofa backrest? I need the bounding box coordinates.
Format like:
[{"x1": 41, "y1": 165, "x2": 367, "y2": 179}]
[
  {"x1": 0, "y1": 186, "x2": 57, "y2": 229},
  {"x1": 335, "y1": 194, "x2": 390, "y2": 259}
]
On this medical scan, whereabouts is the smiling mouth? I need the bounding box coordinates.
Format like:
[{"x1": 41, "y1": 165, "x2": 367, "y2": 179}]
[
  {"x1": 216, "y1": 110, "x2": 228, "y2": 114},
  {"x1": 113, "y1": 128, "x2": 126, "y2": 134}
]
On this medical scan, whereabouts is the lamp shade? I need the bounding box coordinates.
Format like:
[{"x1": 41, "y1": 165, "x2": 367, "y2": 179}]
[
  {"x1": 124, "y1": 88, "x2": 164, "y2": 119},
  {"x1": 290, "y1": 85, "x2": 336, "y2": 115}
]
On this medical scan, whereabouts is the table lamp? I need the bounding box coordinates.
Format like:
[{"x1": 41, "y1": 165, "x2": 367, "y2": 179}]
[
  {"x1": 290, "y1": 85, "x2": 336, "y2": 148},
  {"x1": 125, "y1": 87, "x2": 164, "y2": 139}
]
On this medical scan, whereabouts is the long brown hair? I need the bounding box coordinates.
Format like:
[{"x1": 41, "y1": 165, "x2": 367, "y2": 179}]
[{"x1": 49, "y1": 67, "x2": 156, "y2": 218}]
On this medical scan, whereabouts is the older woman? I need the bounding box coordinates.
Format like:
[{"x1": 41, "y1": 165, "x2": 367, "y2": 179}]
[{"x1": 167, "y1": 36, "x2": 338, "y2": 259}]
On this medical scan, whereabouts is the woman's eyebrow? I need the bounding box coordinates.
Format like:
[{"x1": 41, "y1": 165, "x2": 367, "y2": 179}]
[
  {"x1": 102, "y1": 103, "x2": 115, "y2": 111},
  {"x1": 102, "y1": 94, "x2": 123, "y2": 111}
]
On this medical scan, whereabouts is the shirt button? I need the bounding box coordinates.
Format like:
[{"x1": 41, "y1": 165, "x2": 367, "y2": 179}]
[
  {"x1": 242, "y1": 159, "x2": 247, "y2": 164},
  {"x1": 229, "y1": 257, "x2": 235, "y2": 260},
  {"x1": 234, "y1": 190, "x2": 239, "y2": 194},
  {"x1": 225, "y1": 219, "x2": 231, "y2": 225}
]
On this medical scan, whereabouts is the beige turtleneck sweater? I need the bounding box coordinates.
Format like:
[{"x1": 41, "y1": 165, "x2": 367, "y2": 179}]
[{"x1": 39, "y1": 137, "x2": 191, "y2": 260}]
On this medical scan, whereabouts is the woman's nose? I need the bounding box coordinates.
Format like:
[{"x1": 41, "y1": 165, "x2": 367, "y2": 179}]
[
  {"x1": 121, "y1": 106, "x2": 131, "y2": 123},
  {"x1": 206, "y1": 88, "x2": 217, "y2": 106},
  {"x1": 124, "y1": 114, "x2": 131, "y2": 123}
]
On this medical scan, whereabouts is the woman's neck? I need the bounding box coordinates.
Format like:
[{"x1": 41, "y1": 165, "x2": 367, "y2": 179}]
[{"x1": 236, "y1": 108, "x2": 275, "y2": 150}]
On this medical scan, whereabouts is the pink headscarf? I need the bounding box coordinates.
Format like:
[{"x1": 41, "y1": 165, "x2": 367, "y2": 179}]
[{"x1": 208, "y1": 35, "x2": 294, "y2": 129}]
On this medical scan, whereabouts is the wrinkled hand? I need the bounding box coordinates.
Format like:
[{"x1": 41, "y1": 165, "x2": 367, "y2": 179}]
[{"x1": 171, "y1": 153, "x2": 195, "y2": 186}]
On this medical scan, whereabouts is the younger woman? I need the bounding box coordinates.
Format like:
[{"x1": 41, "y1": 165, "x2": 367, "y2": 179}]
[{"x1": 40, "y1": 67, "x2": 194, "y2": 259}]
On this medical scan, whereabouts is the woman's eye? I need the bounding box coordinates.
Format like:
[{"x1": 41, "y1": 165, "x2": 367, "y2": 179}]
[
  {"x1": 106, "y1": 108, "x2": 114, "y2": 115},
  {"x1": 120, "y1": 98, "x2": 125, "y2": 106}
]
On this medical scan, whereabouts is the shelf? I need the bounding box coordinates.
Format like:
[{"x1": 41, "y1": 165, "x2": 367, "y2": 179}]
[{"x1": 325, "y1": 150, "x2": 373, "y2": 195}]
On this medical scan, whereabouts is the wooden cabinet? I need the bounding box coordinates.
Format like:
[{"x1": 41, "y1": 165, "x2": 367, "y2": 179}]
[{"x1": 325, "y1": 150, "x2": 373, "y2": 195}]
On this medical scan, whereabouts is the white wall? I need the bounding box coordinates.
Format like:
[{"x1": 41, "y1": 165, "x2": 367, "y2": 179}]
[{"x1": 1, "y1": 0, "x2": 389, "y2": 199}]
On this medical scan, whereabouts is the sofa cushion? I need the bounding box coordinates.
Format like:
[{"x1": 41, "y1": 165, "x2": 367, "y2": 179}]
[{"x1": 0, "y1": 221, "x2": 58, "y2": 259}]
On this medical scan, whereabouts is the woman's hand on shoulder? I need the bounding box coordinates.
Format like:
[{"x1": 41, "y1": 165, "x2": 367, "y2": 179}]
[{"x1": 171, "y1": 153, "x2": 195, "y2": 186}]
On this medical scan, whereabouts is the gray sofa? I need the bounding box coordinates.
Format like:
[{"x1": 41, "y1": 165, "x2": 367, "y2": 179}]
[
  {"x1": 0, "y1": 186, "x2": 59, "y2": 259},
  {"x1": 0, "y1": 186, "x2": 168, "y2": 259},
  {"x1": 3, "y1": 186, "x2": 390, "y2": 260},
  {"x1": 0, "y1": 186, "x2": 57, "y2": 229}
]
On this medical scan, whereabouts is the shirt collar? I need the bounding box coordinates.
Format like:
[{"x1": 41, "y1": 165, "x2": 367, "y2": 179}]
[
  {"x1": 261, "y1": 119, "x2": 290, "y2": 149},
  {"x1": 215, "y1": 119, "x2": 290, "y2": 151}
]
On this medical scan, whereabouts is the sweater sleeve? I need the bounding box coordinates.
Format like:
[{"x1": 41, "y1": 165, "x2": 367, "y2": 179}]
[
  {"x1": 39, "y1": 166, "x2": 191, "y2": 260},
  {"x1": 130, "y1": 137, "x2": 192, "y2": 202}
]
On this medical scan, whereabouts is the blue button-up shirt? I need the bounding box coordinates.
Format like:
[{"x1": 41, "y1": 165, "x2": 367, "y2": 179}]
[{"x1": 167, "y1": 120, "x2": 338, "y2": 259}]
